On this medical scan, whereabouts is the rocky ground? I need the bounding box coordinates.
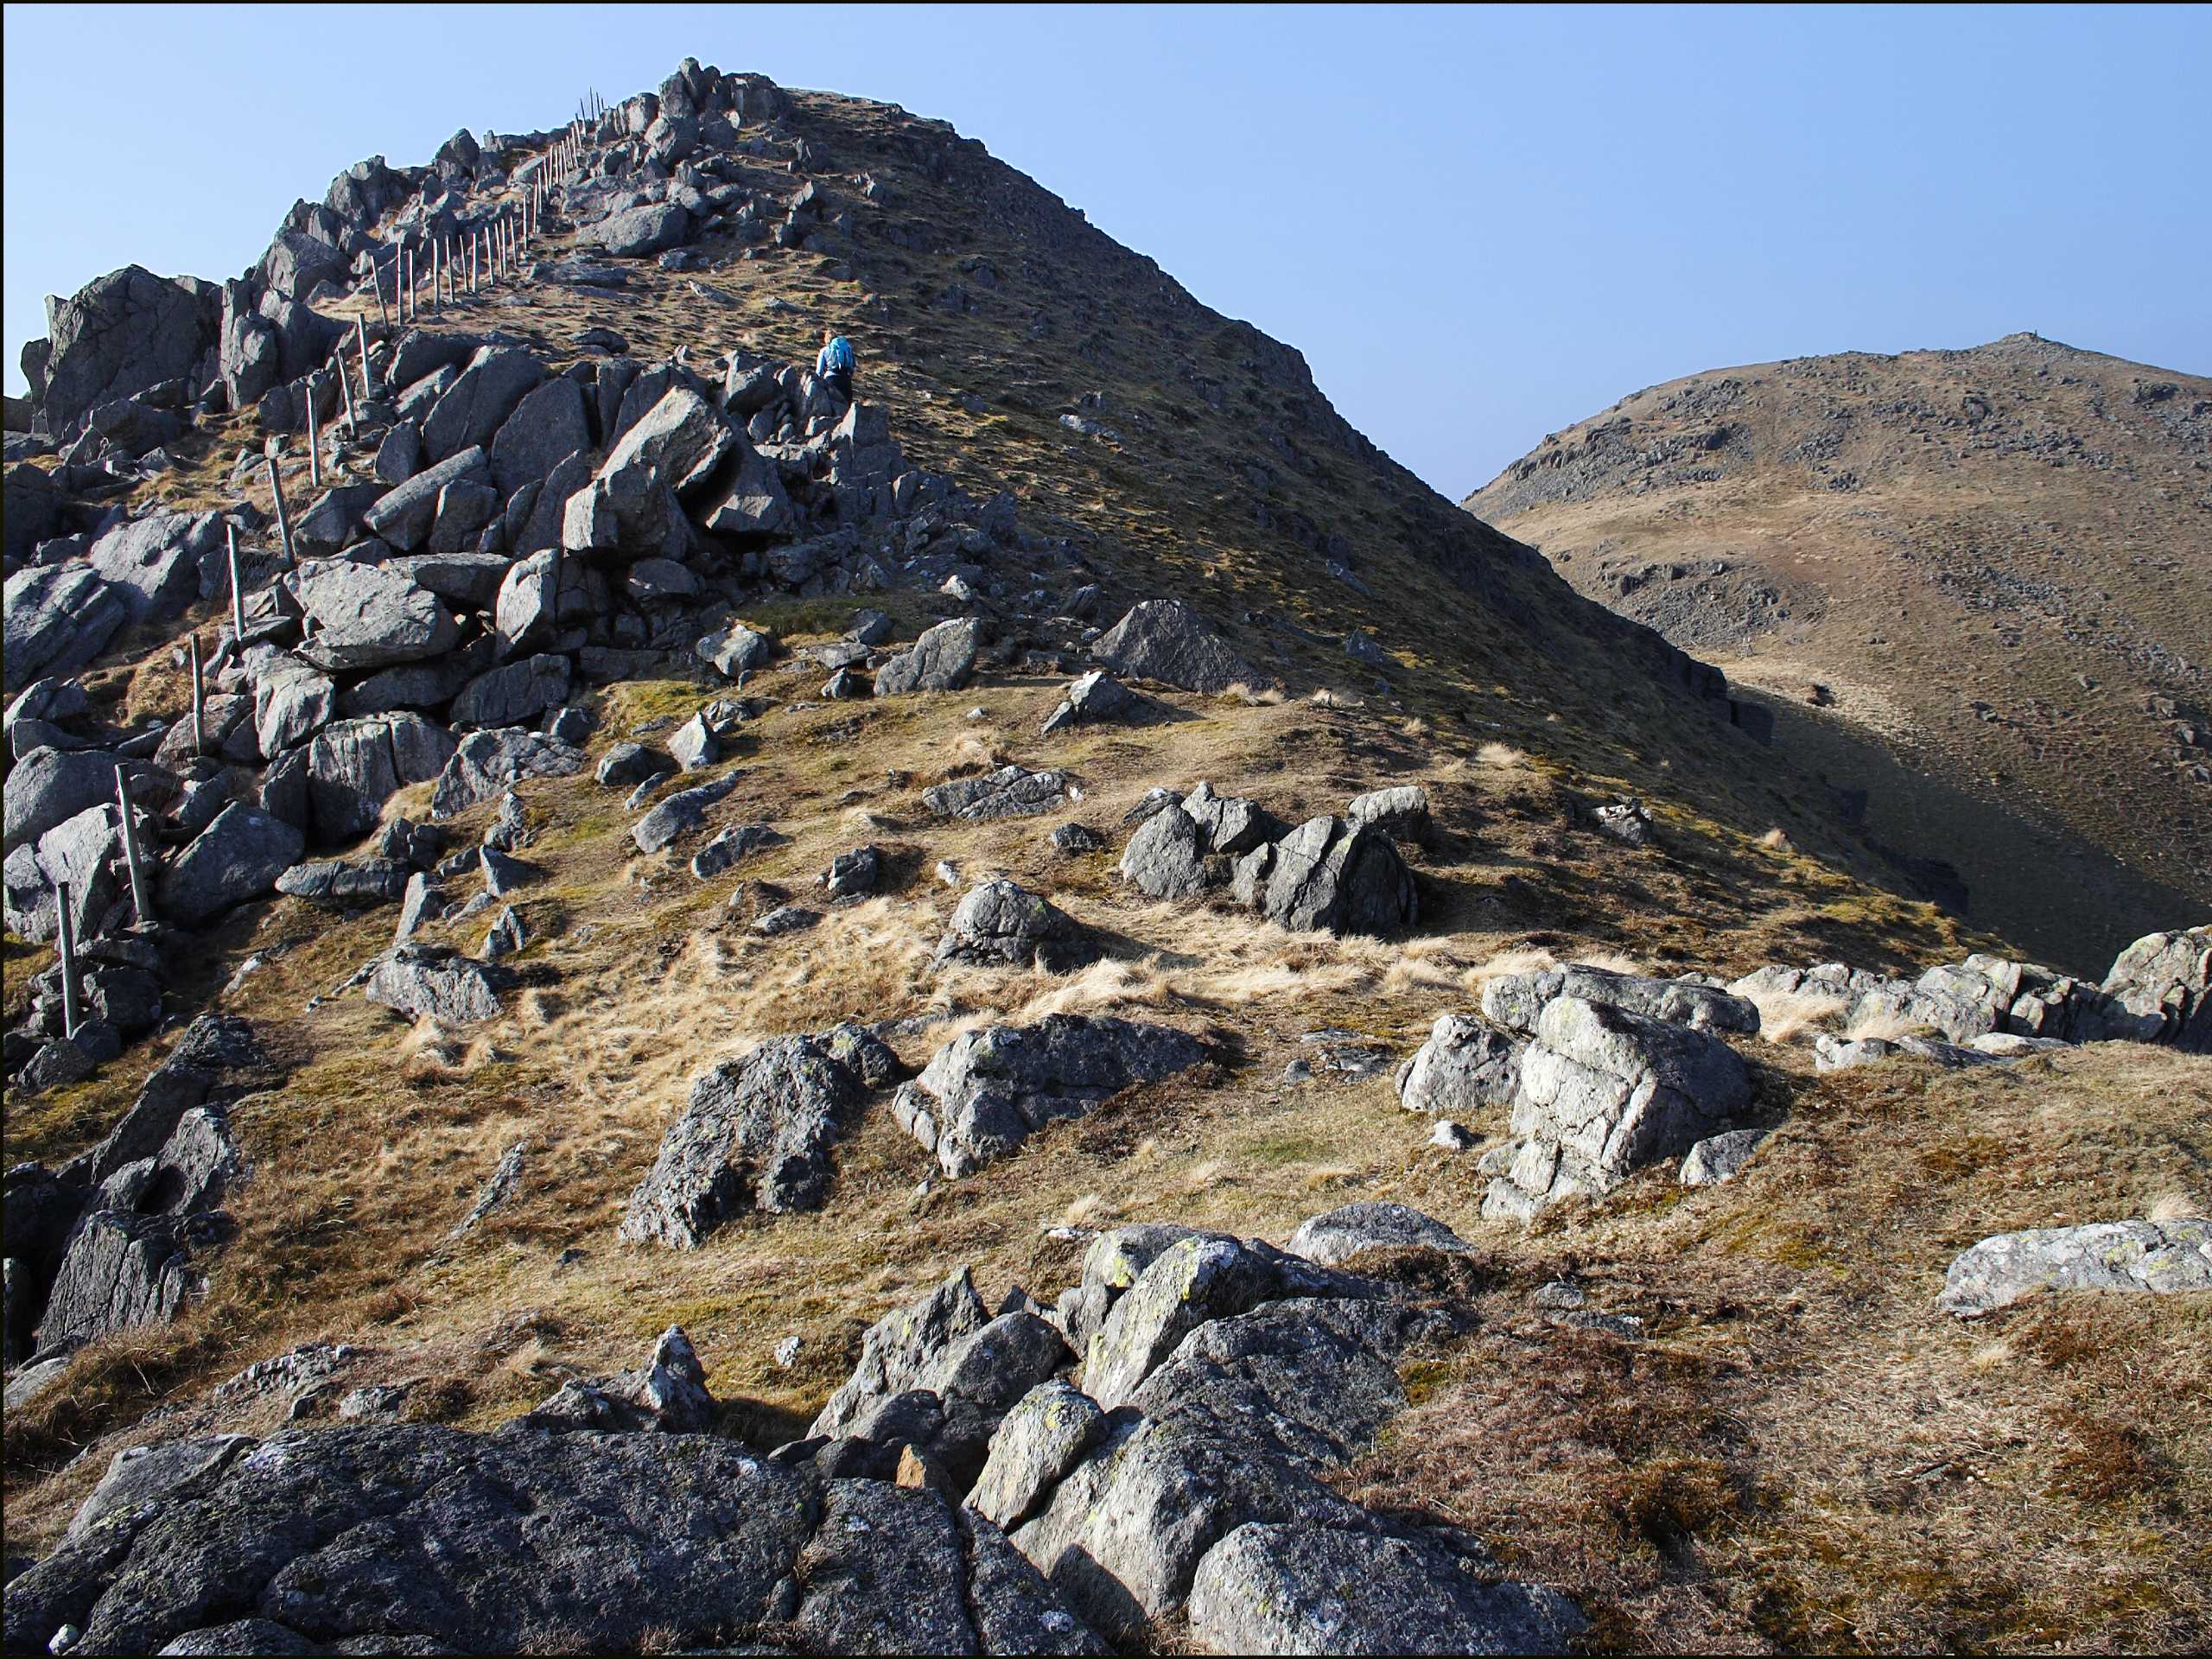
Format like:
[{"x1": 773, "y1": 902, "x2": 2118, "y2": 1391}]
[
  {"x1": 1463, "y1": 334, "x2": 2212, "y2": 971},
  {"x1": 4, "y1": 60, "x2": 2209, "y2": 1657}
]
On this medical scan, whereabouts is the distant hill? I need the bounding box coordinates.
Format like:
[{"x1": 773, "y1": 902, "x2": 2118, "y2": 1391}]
[{"x1": 1464, "y1": 334, "x2": 2211, "y2": 962}]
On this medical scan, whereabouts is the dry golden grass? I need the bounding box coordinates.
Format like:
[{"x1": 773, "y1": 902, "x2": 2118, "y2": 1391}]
[{"x1": 1741, "y1": 985, "x2": 1850, "y2": 1046}]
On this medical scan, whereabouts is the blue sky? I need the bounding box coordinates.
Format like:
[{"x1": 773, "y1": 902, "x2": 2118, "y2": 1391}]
[{"x1": 4, "y1": 3, "x2": 2207, "y2": 492}]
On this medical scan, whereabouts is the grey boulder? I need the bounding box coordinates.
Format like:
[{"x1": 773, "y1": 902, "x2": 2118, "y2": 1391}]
[
  {"x1": 1395, "y1": 1013, "x2": 1524, "y2": 1118},
  {"x1": 893, "y1": 1014, "x2": 1208, "y2": 1177},
  {"x1": 158, "y1": 804, "x2": 302, "y2": 924},
  {"x1": 1286, "y1": 1202, "x2": 1470, "y2": 1267},
  {"x1": 1186, "y1": 1522, "x2": 1585, "y2": 1656},
  {"x1": 1232, "y1": 814, "x2": 1417, "y2": 937},
  {"x1": 1483, "y1": 995, "x2": 1753, "y2": 1222},
  {"x1": 292, "y1": 561, "x2": 459, "y2": 672},
  {"x1": 1089, "y1": 598, "x2": 1258, "y2": 694},
  {"x1": 933, "y1": 878, "x2": 1094, "y2": 972},
  {"x1": 1482, "y1": 964, "x2": 1760, "y2": 1038},
  {"x1": 1937, "y1": 1219, "x2": 2211, "y2": 1318},
  {"x1": 875, "y1": 617, "x2": 984, "y2": 696},
  {"x1": 365, "y1": 944, "x2": 513, "y2": 1025}
]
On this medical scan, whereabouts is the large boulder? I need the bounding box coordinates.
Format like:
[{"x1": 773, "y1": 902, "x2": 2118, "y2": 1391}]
[
  {"x1": 1118, "y1": 803, "x2": 1210, "y2": 899},
  {"x1": 1482, "y1": 964, "x2": 1759, "y2": 1037},
  {"x1": 359, "y1": 445, "x2": 493, "y2": 552},
  {"x1": 699, "y1": 441, "x2": 795, "y2": 537},
  {"x1": 38, "y1": 265, "x2": 219, "y2": 435},
  {"x1": 365, "y1": 943, "x2": 512, "y2": 1024},
  {"x1": 1089, "y1": 598, "x2": 1258, "y2": 694},
  {"x1": 2100, "y1": 928, "x2": 2212, "y2": 1052},
  {"x1": 1285, "y1": 1202, "x2": 1470, "y2": 1268},
  {"x1": 1395, "y1": 1012, "x2": 1525, "y2": 1118},
  {"x1": 811, "y1": 1266, "x2": 992, "y2": 1438},
  {"x1": 489, "y1": 378, "x2": 590, "y2": 498},
  {"x1": 3, "y1": 566, "x2": 129, "y2": 692},
  {"x1": 303, "y1": 713, "x2": 455, "y2": 842},
  {"x1": 247, "y1": 649, "x2": 337, "y2": 757},
  {"x1": 429, "y1": 727, "x2": 585, "y2": 818},
  {"x1": 1179, "y1": 781, "x2": 1283, "y2": 857},
  {"x1": 0, "y1": 1422, "x2": 1101, "y2": 1656},
  {"x1": 1187, "y1": 1522, "x2": 1585, "y2": 1656},
  {"x1": 1939, "y1": 1219, "x2": 2211, "y2": 1317},
  {"x1": 449, "y1": 655, "x2": 571, "y2": 729},
  {"x1": 933, "y1": 879, "x2": 1095, "y2": 972},
  {"x1": 1008, "y1": 1271, "x2": 1497, "y2": 1643},
  {"x1": 597, "y1": 385, "x2": 734, "y2": 499},
  {"x1": 257, "y1": 228, "x2": 351, "y2": 302},
  {"x1": 32, "y1": 1209, "x2": 200, "y2": 1355},
  {"x1": 1482, "y1": 995, "x2": 1753, "y2": 1222},
  {"x1": 6, "y1": 745, "x2": 139, "y2": 851},
  {"x1": 157, "y1": 803, "x2": 302, "y2": 925},
  {"x1": 598, "y1": 200, "x2": 693, "y2": 257},
  {"x1": 875, "y1": 617, "x2": 984, "y2": 696},
  {"x1": 85, "y1": 511, "x2": 225, "y2": 625},
  {"x1": 1231, "y1": 814, "x2": 1417, "y2": 937},
  {"x1": 620, "y1": 1027, "x2": 897, "y2": 1249},
  {"x1": 291, "y1": 562, "x2": 460, "y2": 672},
  {"x1": 5, "y1": 800, "x2": 132, "y2": 942},
  {"x1": 421, "y1": 346, "x2": 546, "y2": 464},
  {"x1": 560, "y1": 460, "x2": 693, "y2": 562},
  {"x1": 892, "y1": 1015, "x2": 1209, "y2": 1177}
]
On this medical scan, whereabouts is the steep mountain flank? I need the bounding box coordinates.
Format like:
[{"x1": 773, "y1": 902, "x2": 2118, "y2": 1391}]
[
  {"x1": 1465, "y1": 335, "x2": 2211, "y2": 966},
  {"x1": 5, "y1": 64, "x2": 2208, "y2": 1657}
]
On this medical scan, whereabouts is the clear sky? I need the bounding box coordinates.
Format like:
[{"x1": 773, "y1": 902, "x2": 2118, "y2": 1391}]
[{"x1": 4, "y1": 3, "x2": 2207, "y2": 493}]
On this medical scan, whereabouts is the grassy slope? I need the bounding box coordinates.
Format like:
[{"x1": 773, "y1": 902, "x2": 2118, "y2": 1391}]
[{"x1": 4, "y1": 89, "x2": 2206, "y2": 1652}]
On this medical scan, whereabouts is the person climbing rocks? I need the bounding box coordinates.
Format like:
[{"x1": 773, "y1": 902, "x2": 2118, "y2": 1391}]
[{"x1": 816, "y1": 327, "x2": 855, "y2": 404}]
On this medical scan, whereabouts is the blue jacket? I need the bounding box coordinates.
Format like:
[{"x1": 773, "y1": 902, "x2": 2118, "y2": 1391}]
[{"x1": 816, "y1": 336, "x2": 855, "y2": 377}]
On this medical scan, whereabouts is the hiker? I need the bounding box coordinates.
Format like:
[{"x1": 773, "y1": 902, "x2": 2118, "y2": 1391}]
[{"x1": 815, "y1": 327, "x2": 855, "y2": 404}]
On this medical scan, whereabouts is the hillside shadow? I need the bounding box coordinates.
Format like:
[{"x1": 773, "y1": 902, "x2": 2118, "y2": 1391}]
[{"x1": 1749, "y1": 691, "x2": 2204, "y2": 975}]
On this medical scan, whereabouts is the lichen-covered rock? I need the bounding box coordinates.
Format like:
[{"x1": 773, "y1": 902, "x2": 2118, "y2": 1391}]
[
  {"x1": 1286, "y1": 1202, "x2": 1470, "y2": 1267},
  {"x1": 933, "y1": 879, "x2": 1094, "y2": 971},
  {"x1": 893, "y1": 1015, "x2": 1208, "y2": 1177},
  {"x1": 1937, "y1": 1219, "x2": 2211, "y2": 1318},
  {"x1": 1483, "y1": 995, "x2": 1753, "y2": 1222},
  {"x1": 1395, "y1": 1013, "x2": 1525, "y2": 1118},
  {"x1": 1186, "y1": 1521, "x2": 1585, "y2": 1656},
  {"x1": 2100, "y1": 927, "x2": 2211, "y2": 1052},
  {"x1": 620, "y1": 1027, "x2": 895, "y2": 1247},
  {"x1": 812, "y1": 1266, "x2": 992, "y2": 1438},
  {"x1": 1231, "y1": 814, "x2": 1416, "y2": 937},
  {"x1": 1481, "y1": 964, "x2": 1759, "y2": 1037},
  {"x1": 969, "y1": 1380, "x2": 1110, "y2": 1531}
]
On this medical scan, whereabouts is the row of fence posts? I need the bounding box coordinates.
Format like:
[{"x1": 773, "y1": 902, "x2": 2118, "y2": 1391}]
[{"x1": 47, "y1": 112, "x2": 614, "y2": 1019}]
